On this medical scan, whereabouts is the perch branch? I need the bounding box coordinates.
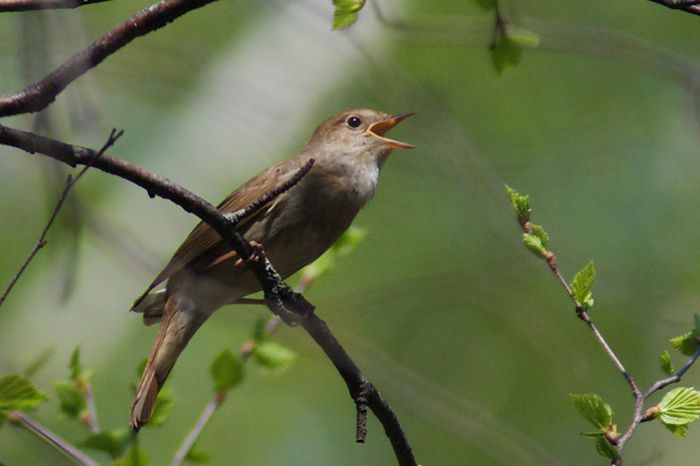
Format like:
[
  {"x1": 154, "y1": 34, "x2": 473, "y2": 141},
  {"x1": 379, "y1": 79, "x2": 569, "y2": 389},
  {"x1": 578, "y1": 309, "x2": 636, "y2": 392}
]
[
  {"x1": 0, "y1": 0, "x2": 109, "y2": 11},
  {"x1": 0, "y1": 123, "x2": 418, "y2": 466}
]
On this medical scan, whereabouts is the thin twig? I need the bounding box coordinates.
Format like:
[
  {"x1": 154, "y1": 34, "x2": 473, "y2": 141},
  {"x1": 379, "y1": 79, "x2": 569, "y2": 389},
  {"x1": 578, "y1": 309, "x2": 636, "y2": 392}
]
[
  {"x1": 171, "y1": 393, "x2": 221, "y2": 466},
  {"x1": 0, "y1": 0, "x2": 219, "y2": 116},
  {"x1": 8, "y1": 411, "x2": 99, "y2": 466},
  {"x1": 82, "y1": 382, "x2": 100, "y2": 433},
  {"x1": 224, "y1": 158, "x2": 315, "y2": 226},
  {"x1": 0, "y1": 129, "x2": 123, "y2": 306},
  {"x1": 0, "y1": 124, "x2": 418, "y2": 466},
  {"x1": 0, "y1": 0, "x2": 109, "y2": 11}
]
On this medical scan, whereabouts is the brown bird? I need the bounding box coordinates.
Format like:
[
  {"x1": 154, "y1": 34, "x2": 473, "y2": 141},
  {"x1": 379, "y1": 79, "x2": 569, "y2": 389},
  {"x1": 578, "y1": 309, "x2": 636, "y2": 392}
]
[{"x1": 129, "y1": 108, "x2": 414, "y2": 430}]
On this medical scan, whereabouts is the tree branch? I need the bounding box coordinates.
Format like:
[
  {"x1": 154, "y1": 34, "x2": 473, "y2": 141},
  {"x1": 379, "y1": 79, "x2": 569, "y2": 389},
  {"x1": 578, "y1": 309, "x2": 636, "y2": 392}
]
[
  {"x1": 8, "y1": 411, "x2": 99, "y2": 466},
  {"x1": 0, "y1": 0, "x2": 219, "y2": 116},
  {"x1": 0, "y1": 123, "x2": 418, "y2": 466},
  {"x1": 0, "y1": 128, "x2": 123, "y2": 306},
  {"x1": 647, "y1": 0, "x2": 700, "y2": 16},
  {"x1": 0, "y1": 0, "x2": 109, "y2": 12}
]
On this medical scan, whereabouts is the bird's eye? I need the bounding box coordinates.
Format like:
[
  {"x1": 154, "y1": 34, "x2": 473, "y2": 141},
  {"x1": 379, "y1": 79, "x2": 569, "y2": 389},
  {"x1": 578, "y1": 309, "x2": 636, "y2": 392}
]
[{"x1": 346, "y1": 116, "x2": 362, "y2": 128}]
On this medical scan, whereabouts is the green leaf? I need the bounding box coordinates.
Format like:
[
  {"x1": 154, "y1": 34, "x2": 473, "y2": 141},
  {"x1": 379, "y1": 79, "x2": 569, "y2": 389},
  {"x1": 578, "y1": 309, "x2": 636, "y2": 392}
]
[
  {"x1": 664, "y1": 422, "x2": 689, "y2": 438},
  {"x1": 529, "y1": 223, "x2": 549, "y2": 250},
  {"x1": 570, "y1": 261, "x2": 596, "y2": 310},
  {"x1": 185, "y1": 445, "x2": 210, "y2": 464},
  {"x1": 658, "y1": 387, "x2": 700, "y2": 426},
  {"x1": 522, "y1": 233, "x2": 547, "y2": 258},
  {"x1": 148, "y1": 387, "x2": 175, "y2": 427},
  {"x1": 595, "y1": 436, "x2": 619, "y2": 461},
  {"x1": 210, "y1": 349, "x2": 244, "y2": 391},
  {"x1": 332, "y1": 0, "x2": 365, "y2": 29},
  {"x1": 70, "y1": 346, "x2": 83, "y2": 381},
  {"x1": 302, "y1": 227, "x2": 367, "y2": 279},
  {"x1": 0, "y1": 374, "x2": 47, "y2": 413},
  {"x1": 505, "y1": 26, "x2": 540, "y2": 48},
  {"x1": 670, "y1": 332, "x2": 699, "y2": 356},
  {"x1": 474, "y1": 0, "x2": 496, "y2": 10},
  {"x1": 82, "y1": 430, "x2": 131, "y2": 457},
  {"x1": 252, "y1": 317, "x2": 268, "y2": 343},
  {"x1": 661, "y1": 350, "x2": 675, "y2": 376},
  {"x1": 112, "y1": 446, "x2": 148, "y2": 466},
  {"x1": 505, "y1": 185, "x2": 530, "y2": 223},
  {"x1": 254, "y1": 342, "x2": 297, "y2": 374},
  {"x1": 570, "y1": 393, "x2": 612, "y2": 430},
  {"x1": 54, "y1": 381, "x2": 86, "y2": 418},
  {"x1": 492, "y1": 34, "x2": 522, "y2": 74}
]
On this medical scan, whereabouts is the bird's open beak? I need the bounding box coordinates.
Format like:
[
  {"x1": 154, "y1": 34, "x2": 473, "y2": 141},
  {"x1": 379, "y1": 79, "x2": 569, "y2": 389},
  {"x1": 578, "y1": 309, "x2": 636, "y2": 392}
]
[{"x1": 367, "y1": 112, "x2": 415, "y2": 150}]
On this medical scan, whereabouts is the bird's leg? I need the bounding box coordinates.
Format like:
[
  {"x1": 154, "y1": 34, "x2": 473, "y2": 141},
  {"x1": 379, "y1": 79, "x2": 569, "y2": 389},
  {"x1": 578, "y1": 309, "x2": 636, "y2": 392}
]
[{"x1": 233, "y1": 240, "x2": 265, "y2": 270}]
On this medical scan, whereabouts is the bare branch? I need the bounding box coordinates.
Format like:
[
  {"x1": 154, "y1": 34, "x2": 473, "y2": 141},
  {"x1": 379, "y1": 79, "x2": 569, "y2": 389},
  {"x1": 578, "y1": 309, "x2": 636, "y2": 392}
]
[
  {"x1": 8, "y1": 411, "x2": 99, "y2": 466},
  {"x1": 0, "y1": 0, "x2": 109, "y2": 12},
  {"x1": 647, "y1": 0, "x2": 700, "y2": 16},
  {"x1": 0, "y1": 128, "x2": 123, "y2": 306},
  {"x1": 0, "y1": 0, "x2": 218, "y2": 117},
  {"x1": 0, "y1": 124, "x2": 418, "y2": 466}
]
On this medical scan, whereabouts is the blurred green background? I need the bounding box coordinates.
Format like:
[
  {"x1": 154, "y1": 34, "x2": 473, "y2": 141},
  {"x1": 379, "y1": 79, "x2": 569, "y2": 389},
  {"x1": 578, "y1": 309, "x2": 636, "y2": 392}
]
[{"x1": 2, "y1": 0, "x2": 700, "y2": 464}]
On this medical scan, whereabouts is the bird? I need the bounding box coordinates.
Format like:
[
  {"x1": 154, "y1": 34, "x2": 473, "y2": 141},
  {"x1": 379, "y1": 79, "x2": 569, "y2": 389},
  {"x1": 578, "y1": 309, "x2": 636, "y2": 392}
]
[{"x1": 128, "y1": 108, "x2": 414, "y2": 430}]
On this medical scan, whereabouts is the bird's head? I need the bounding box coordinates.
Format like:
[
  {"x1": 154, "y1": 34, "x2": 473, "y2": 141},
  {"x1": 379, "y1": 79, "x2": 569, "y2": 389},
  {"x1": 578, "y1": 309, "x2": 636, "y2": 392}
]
[{"x1": 305, "y1": 109, "x2": 414, "y2": 168}]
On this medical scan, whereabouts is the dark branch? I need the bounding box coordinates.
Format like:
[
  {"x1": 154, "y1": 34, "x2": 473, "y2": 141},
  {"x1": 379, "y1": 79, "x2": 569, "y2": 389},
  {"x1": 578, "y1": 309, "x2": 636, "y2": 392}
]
[
  {"x1": 0, "y1": 0, "x2": 109, "y2": 12},
  {"x1": 225, "y1": 158, "x2": 315, "y2": 226},
  {"x1": 647, "y1": 0, "x2": 700, "y2": 16},
  {"x1": 0, "y1": 123, "x2": 418, "y2": 466},
  {"x1": 0, "y1": 0, "x2": 218, "y2": 117},
  {"x1": 0, "y1": 129, "x2": 123, "y2": 306}
]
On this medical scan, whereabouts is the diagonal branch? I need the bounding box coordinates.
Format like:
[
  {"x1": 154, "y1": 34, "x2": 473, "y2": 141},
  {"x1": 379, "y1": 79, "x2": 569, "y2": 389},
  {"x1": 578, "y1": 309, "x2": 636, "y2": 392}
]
[
  {"x1": 0, "y1": 0, "x2": 109, "y2": 12},
  {"x1": 0, "y1": 123, "x2": 418, "y2": 466},
  {"x1": 0, "y1": 128, "x2": 123, "y2": 306},
  {"x1": 647, "y1": 0, "x2": 700, "y2": 16},
  {"x1": 0, "y1": 0, "x2": 219, "y2": 117}
]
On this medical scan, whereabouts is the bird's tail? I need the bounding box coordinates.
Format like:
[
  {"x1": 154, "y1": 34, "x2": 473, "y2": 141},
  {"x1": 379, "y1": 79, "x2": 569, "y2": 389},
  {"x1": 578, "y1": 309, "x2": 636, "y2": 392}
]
[{"x1": 129, "y1": 296, "x2": 205, "y2": 431}]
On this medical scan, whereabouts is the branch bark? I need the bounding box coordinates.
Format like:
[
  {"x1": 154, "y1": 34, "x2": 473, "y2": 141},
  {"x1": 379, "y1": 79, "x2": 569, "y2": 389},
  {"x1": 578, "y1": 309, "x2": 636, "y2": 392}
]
[
  {"x1": 0, "y1": 0, "x2": 218, "y2": 116},
  {"x1": 0, "y1": 123, "x2": 418, "y2": 466},
  {"x1": 0, "y1": 0, "x2": 109, "y2": 12}
]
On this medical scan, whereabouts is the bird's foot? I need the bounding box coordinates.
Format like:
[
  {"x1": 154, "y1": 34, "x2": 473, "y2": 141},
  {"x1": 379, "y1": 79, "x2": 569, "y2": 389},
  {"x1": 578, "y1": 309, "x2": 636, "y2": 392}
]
[{"x1": 234, "y1": 241, "x2": 265, "y2": 270}]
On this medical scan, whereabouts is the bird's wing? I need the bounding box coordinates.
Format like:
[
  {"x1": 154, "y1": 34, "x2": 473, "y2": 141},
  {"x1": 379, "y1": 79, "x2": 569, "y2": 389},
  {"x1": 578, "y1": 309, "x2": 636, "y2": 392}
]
[{"x1": 132, "y1": 156, "x2": 309, "y2": 309}]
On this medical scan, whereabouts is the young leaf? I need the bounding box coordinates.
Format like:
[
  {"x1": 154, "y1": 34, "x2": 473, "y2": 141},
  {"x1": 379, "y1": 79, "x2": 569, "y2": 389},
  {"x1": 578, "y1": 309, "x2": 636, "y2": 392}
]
[
  {"x1": 0, "y1": 374, "x2": 47, "y2": 413},
  {"x1": 70, "y1": 346, "x2": 83, "y2": 381},
  {"x1": 54, "y1": 381, "x2": 86, "y2": 418},
  {"x1": 657, "y1": 387, "x2": 700, "y2": 426},
  {"x1": 595, "y1": 436, "x2": 619, "y2": 461},
  {"x1": 570, "y1": 261, "x2": 596, "y2": 310},
  {"x1": 529, "y1": 223, "x2": 549, "y2": 249},
  {"x1": 82, "y1": 430, "x2": 131, "y2": 457},
  {"x1": 660, "y1": 350, "x2": 675, "y2": 376},
  {"x1": 669, "y1": 332, "x2": 699, "y2": 356},
  {"x1": 332, "y1": 0, "x2": 366, "y2": 29},
  {"x1": 474, "y1": 0, "x2": 496, "y2": 10},
  {"x1": 254, "y1": 342, "x2": 297, "y2": 374},
  {"x1": 505, "y1": 185, "x2": 530, "y2": 223},
  {"x1": 570, "y1": 393, "x2": 612, "y2": 430},
  {"x1": 301, "y1": 227, "x2": 367, "y2": 280},
  {"x1": 210, "y1": 349, "x2": 244, "y2": 391},
  {"x1": 505, "y1": 26, "x2": 540, "y2": 49},
  {"x1": 522, "y1": 233, "x2": 547, "y2": 258},
  {"x1": 492, "y1": 34, "x2": 522, "y2": 74},
  {"x1": 186, "y1": 445, "x2": 210, "y2": 464},
  {"x1": 663, "y1": 422, "x2": 689, "y2": 438},
  {"x1": 112, "y1": 446, "x2": 148, "y2": 466},
  {"x1": 149, "y1": 387, "x2": 175, "y2": 427}
]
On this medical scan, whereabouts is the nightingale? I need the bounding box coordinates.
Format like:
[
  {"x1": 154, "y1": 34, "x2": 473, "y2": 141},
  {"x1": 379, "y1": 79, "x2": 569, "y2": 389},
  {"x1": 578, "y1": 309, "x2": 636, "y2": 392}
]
[{"x1": 128, "y1": 108, "x2": 414, "y2": 430}]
